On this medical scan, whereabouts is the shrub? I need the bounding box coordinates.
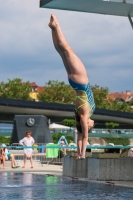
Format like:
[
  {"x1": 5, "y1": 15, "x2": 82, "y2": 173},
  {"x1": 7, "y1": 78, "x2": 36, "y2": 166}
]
[
  {"x1": 52, "y1": 133, "x2": 74, "y2": 144},
  {"x1": 0, "y1": 136, "x2": 11, "y2": 144},
  {"x1": 103, "y1": 138, "x2": 129, "y2": 146}
]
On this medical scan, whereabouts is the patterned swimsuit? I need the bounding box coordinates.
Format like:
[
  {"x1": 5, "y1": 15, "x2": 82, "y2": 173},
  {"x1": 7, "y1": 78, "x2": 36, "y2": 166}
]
[{"x1": 69, "y1": 78, "x2": 95, "y2": 116}]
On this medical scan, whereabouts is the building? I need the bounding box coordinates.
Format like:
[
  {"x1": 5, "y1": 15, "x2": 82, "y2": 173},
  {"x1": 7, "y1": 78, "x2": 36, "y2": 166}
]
[
  {"x1": 29, "y1": 82, "x2": 44, "y2": 101},
  {"x1": 108, "y1": 90, "x2": 133, "y2": 103}
]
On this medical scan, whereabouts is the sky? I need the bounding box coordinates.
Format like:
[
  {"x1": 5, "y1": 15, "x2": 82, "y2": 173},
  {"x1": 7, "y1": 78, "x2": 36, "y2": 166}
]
[{"x1": 0, "y1": 0, "x2": 133, "y2": 93}]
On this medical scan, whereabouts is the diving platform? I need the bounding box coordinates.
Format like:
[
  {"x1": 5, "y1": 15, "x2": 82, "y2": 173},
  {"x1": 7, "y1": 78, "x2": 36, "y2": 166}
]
[
  {"x1": 40, "y1": 0, "x2": 133, "y2": 29},
  {"x1": 63, "y1": 146, "x2": 133, "y2": 180},
  {"x1": 63, "y1": 156, "x2": 133, "y2": 180}
]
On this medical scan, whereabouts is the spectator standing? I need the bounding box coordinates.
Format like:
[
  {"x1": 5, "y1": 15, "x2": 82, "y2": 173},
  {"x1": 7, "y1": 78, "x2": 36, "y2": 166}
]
[{"x1": 19, "y1": 131, "x2": 35, "y2": 168}]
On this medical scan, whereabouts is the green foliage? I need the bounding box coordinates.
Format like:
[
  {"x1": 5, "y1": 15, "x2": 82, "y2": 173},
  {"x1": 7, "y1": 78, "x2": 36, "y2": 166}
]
[
  {"x1": 37, "y1": 80, "x2": 76, "y2": 104},
  {"x1": 52, "y1": 132, "x2": 64, "y2": 144},
  {"x1": 103, "y1": 137, "x2": 129, "y2": 146},
  {"x1": 62, "y1": 119, "x2": 76, "y2": 128},
  {"x1": 0, "y1": 78, "x2": 32, "y2": 100},
  {"x1": 65, "y1": 136, "x2": 74, "y2": 143},
  {"x1": 0, "y1": 77, "x2": 132, "y2": 113},
  {"x1": 88, "y1": 138, "x2": 91, "y2": 144},
  {"x1": 128, "y1": 99, "x2": 133, "y2": 106},
  {"x1": 105, "y1": 122, "x2": 119, "y2": 129},
  {"x1": 109, "y1": 100, "x2": 131, "y2": 112},
  {"x1": 52, "y1": 132, "x2": 74, "y2": 144},
  {"x1": 92, "y1": 84, "x2": 132, "y2": 112},
  {"x1": 36, "y1": 80, "x2": 132, "y2": 113},
  {"x1": 0, "y1": 137, "x2": 11, "y2": 144},
  {"x1": 91, "y1": 85, "x2": 110, "y2": 109}
]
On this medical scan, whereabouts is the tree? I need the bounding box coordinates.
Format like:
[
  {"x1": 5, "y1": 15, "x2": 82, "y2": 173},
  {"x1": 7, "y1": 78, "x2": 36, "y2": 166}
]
[
  {"x1": 92, "y1": 84, "x2": 132, "y2": 112},
  {"x1": 128, "y1": 98, "x2": 133, "y2": 107},
  {"x1": 105, "y1": 122, "x2": 119, "y2": 133},
  {"x1": 62, "y1": 119, "x2": 76, "y2": 128},
  {"x1": 110, "y1": 100, "x2": 131, "y2": 112},
  {"x1": 103, "y1": 138, "x2": 129, "y2": 146},
  {"x1": 0, "y1": 78, "x2": 32, "y2": 100},
  {"x1": 105, "y1": 122, "x2": 119, "y2": 129},
  {"x1": 92, "y1": 85, "x2": 110, "y2": 109},
  {"x1": 37, "y1": 80, "x2": 76, "y2": 104},
  {"x1": 52, "y1": 132, "x2": 73, "y2": 144},
  {"x1": 0, "y1": 136, "x2": 11, "y2": 144}
]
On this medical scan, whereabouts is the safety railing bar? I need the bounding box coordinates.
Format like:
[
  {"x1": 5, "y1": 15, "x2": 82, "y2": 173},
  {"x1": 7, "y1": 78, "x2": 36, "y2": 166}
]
[{"x1": 1, "y1": 145, "x2": 133, "y2": 149}]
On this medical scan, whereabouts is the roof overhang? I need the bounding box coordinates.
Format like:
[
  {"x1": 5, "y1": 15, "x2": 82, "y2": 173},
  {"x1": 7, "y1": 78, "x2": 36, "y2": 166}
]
[
  {"x1": 40, "y1": 0, "x2": 133, "y2": 17},
  {"x1": 0, "y1": 105, "x2": 133, "y2": 124},
  {"x1": 0, "y1": 98, "x2": 133, "y2": 124}
]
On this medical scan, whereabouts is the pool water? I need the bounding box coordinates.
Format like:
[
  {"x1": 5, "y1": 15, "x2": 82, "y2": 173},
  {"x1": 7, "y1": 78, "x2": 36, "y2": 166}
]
[{"x1": 0, "y1": 172, "x2": 133, "y2": 200}]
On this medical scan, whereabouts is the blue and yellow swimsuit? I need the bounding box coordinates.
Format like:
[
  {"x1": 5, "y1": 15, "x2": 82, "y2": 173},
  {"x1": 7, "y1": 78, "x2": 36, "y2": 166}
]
[{"x1": 69, "y1": 78, "x2": 95, "y2": 116}]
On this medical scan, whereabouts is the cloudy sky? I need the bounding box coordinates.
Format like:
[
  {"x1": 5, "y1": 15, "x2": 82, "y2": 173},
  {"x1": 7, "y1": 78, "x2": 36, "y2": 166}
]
[{"x1": 0, "y1": 0, "x2": 133, "y2": 93}]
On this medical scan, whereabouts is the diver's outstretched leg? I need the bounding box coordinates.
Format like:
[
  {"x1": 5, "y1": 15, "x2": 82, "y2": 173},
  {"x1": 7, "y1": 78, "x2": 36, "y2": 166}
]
[
  {"x1": 49, "y1": 14, "x2": 88, "y2": 84},
  {"x1": 51, "y1": 29, "x2": 71, "y2": 75}
]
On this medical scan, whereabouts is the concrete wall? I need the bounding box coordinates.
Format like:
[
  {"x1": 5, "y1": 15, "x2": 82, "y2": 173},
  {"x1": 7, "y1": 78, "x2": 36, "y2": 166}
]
[
  {"x1": 63, "y1": 156, "x2": 88, "y2": 178},
  {"x1": 63, "y1": 156, "x2": 133, "y2": 181}
]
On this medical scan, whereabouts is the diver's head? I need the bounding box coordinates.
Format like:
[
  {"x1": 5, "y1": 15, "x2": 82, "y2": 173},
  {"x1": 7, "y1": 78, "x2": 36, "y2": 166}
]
[{"x1": 76, "y1": 118, "x2": 94, "y2": 133}]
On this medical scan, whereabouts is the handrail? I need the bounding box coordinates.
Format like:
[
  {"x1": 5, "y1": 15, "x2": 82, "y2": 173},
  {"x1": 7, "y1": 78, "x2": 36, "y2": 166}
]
[{"x1": 0, "y1": 145, "x2": 133, "y2": 149}]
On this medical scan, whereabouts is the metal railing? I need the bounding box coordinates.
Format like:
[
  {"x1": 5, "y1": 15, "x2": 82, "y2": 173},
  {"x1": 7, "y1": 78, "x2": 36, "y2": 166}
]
[
  {"x1": 90, "y1": 129, "x2": 133, "y2": 134},
  {"x1": 51, "y1": 129, "x2": 133, "y2": 138},
  {"x1": 9, "y1": 143, "x2": 69, "y2": 165},
  {"x1": 1, "y1": 144, "x2": 133, "y2": 165},
  {"x1": 88, "y1": 129, "x2": 133, "y2": 138}
]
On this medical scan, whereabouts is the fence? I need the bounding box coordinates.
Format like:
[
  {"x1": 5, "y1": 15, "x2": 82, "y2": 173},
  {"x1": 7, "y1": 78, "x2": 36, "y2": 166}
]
[
  {"x1": 1, "y1": 144, "x2": 133, "y2": 165},
  {"x1": 9, "y1": 143, "x2": 72, "y2": 165},
  {"x1": 89, "y1": 128, "x2": 133, "y2": 138},
  {"x1": 51, "y1": 129, "x2": 133, "y2": 138},
  {"x1": 90, "y1": 128, "x2": 133, "y2": 134}
]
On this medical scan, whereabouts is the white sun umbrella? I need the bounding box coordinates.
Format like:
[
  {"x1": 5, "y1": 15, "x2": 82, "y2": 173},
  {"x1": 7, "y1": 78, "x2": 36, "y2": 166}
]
[{"x1": 49, "y1": 123, "x2": 71, "y2": 130}]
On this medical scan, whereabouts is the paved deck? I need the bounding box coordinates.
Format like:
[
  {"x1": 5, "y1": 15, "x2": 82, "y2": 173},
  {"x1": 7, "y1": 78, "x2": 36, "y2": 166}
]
[{"x1": 0, "y1": 160, "x2": 62, "y2": 176}]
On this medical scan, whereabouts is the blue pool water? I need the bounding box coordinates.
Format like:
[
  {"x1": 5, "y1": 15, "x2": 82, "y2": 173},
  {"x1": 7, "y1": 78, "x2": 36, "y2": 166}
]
[{"x1": 0, "y1": 172, "x2": 133, "y2": 200}]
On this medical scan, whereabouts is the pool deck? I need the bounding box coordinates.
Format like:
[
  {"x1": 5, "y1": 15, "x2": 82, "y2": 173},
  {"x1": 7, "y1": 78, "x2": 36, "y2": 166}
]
[
  {"x1": 1, "y1": 160, "x2": 133, "y2": 188},
  {"x1": 0, "y1": 160, "x2": 63, "y2": 176}
]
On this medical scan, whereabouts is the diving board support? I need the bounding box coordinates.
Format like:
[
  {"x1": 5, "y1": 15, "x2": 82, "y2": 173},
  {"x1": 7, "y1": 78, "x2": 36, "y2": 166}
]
[
  {"x1": 128, "y1": 15, "x2": 133, "y2": 29},
  {"x1": 63, "y1": 156, "x2": 133, "y2": 180}
]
